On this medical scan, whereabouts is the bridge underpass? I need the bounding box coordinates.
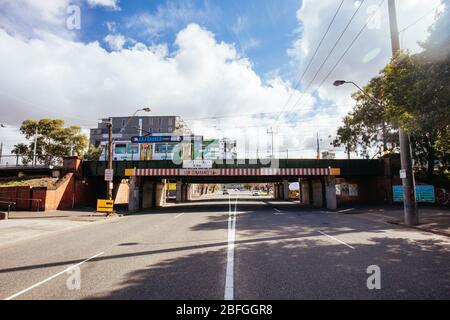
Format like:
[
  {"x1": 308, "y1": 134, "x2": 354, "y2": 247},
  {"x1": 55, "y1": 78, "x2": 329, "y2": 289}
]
[{"x1": 125, "y1": 167, "x2": 341, "y2": 213}]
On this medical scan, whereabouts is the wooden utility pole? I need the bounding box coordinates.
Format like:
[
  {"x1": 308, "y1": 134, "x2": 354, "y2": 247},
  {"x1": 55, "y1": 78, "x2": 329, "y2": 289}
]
[
  {"x1": 388, "y1": 0, "x2": 418, "y2": 226},
  {"x1": 107, "y1": 118, "x2": 113, "y2": 200}
]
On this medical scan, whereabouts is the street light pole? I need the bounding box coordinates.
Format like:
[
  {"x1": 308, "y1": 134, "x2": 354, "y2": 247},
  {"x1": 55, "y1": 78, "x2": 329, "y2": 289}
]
[
  {"x1": 388, "y1": 0, "x2": 418, "y2": 226},
  {"x1": 33, "y1": 126, "x2": 38, "y2": 167},
  {"x1": 107, "y1": 118, "x2": 113, "y2": 200},
  {"x1": 119, "y1": 107, "x2": 151, "y2": 134}
]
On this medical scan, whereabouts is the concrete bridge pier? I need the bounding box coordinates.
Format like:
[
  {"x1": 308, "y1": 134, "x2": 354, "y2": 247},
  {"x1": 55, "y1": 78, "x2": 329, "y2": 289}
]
[
  {"x1": 273, "y1": 183, "x2": 279, "y2": 200},
  {"x1": 155, "y1": 180, "x2": 166, "y2": 208},
  {"x1": 325, "y1": 176, "x2": 337, "y2": 210},
  {"x1": 182, "y1": 183, "x2": 188, "y2": 202},
  {"x1": 176, "y1": 180, "x2": 183, "y2": 203},
  {"x1": 128, "y1": 176, "x2": 141, "y2": 213},
  {"x1": 300, "y1": 177, "x2": 337, "y2": 210},
  {"x1": 142, "y1": 180, "x2": 154, "y2": 209},
  {"x1": 283, "y1": 179, "x2": 290, "y2": 201}
]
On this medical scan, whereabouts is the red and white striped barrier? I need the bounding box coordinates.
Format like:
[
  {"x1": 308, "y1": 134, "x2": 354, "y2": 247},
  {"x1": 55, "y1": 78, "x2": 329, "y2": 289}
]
[{"x1": 132, "y1": 167, "x2": 331, "y2": 177}]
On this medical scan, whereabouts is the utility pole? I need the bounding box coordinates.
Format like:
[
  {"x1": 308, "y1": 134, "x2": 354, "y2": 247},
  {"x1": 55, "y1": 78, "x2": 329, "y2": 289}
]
[
  {"x1": 33, "y1": 126, "x2": 38, "y2": 167},
  {"x1": 267, "y1": 128, "x2": 276, "y2": 158},
  {"x1": 316, "y1": 133, "x2": 320, "y2": 160},
  {"x1": 106, "y1": 118, "x2": 113, "y2": 200},
  {"x1": 388, "y1": 0, "x2": 418, "y2": 226}
]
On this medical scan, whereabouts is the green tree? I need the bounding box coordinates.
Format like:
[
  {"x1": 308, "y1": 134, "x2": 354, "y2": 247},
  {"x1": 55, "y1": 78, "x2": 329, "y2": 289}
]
[
  {"x1": 12, "y1": 119, "x2": 88, "y2": 166},
  {"x1": 334, "y1": 3, "x2": 449, "y2": 178},
  {"x1": 84, "y1": 144, "x2": 103, "y2": 161},
  {"x1": 333, "y1": 76, "x2": 399, "y2": 159}
]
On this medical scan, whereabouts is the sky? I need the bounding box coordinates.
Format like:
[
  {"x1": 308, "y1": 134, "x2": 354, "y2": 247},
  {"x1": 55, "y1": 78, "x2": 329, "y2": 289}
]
[{"x1": 0, "y1": 0, "x2": 446, "y2": 160}]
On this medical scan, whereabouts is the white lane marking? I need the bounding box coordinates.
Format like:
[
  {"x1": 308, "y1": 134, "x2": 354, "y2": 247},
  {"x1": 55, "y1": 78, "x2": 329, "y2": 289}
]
[
  {"x1": 318, "y1": 231, "x2": 355, "y2": 250},
  {"x1": 366, "y1": 212, "x2": 397, "y2": 220},
  {"x1": 4, "y1": 252, "x2": 104, "y2": 300},
  {"x1": 338, "y1": 208, "x2": 355, "y2": 213},
  {"x1": 224, "y1": 196, "x2": 238, "y2": 300},
  {"x1": 174, "y1": 213, "x2": 185, "y2": 219}
]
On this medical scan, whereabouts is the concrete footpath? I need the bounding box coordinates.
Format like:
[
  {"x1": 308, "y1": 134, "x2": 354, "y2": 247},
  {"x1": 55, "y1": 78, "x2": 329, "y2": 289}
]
[
  {"x1": 0, "y1": 210, "x2": 121, "y2": 248},
  {"x1": 340, "y1": 206, "x2": 450, "y2": 237}
]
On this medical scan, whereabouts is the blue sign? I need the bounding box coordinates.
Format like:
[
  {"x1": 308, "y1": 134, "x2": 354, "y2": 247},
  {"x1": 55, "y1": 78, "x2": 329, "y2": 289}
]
[
  {"x1": 131, "y1": 136, "x2": 181, "y2": 143},
  {"x1": 393, "y1": 185, "x2": 435, "y2": 203}
]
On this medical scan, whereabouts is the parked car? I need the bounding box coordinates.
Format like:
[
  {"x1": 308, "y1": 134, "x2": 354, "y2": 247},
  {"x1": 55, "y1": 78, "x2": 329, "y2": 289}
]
[
  {"x1": 252, "y1": 191, "x2": 259, "y2": 196},
  {"x1": 223, "y1": 190, "x2": 229, "y2": 195}
]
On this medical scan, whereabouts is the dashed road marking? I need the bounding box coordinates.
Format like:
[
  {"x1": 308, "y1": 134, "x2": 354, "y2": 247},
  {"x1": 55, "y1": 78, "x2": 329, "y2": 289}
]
[
  {"x1": 225, "y1": 196, "x2": 238, "y2": 300},
  {"x1": 318, "y1": 231, "x2": 355, "y2": 250},
  {"x1": 4, "y1": 251, "x2": 104, "y2": 300}
]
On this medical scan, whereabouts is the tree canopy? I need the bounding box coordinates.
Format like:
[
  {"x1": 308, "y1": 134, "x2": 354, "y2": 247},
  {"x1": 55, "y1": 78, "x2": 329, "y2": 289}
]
[
  {"x1": 334, "y1": 4, "x2": 449, "y2": 179},
  {"x1": 12, "y1": 119, "x2": 88, "y2": 166}
]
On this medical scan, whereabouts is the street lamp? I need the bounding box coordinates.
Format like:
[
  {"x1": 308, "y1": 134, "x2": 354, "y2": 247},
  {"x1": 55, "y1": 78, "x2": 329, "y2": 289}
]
[
  {"x1": 119, "y1": 107, "x2": 151, "y2": 134},
  {"x1": 333, "y1": 80, "x2": 380, "y2": 105},
  {"x1": 334, "y1": 78, "x2": 418, "y2": 226}
]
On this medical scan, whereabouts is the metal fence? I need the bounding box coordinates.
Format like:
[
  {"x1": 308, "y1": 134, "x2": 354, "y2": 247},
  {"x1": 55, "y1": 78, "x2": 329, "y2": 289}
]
[{"x1": 0, "y1": 155, "x2": 62, "y2": 168}]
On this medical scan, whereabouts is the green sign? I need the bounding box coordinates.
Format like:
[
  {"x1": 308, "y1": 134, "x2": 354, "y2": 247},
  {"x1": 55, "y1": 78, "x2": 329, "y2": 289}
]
[{"x1": 393, "y1": 185, "x2": 435, "y2": 203}]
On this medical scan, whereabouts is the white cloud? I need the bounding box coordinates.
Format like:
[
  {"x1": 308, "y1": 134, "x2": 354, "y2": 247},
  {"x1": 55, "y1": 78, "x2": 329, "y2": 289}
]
[
  {"x1": 285, "y1": 0, "x2": 444, "y2": 157},
  {"x1": 125, "y1": 1, "x2": 214, "y2": 40},
  {"x1": 87, "y1": 0, "x2": 120, "y2": 10},
  {"x1": 0, "y1": 0, "x2": 73, "y2": 39},
  {"x1": 0, "y1": 22, "x2": 319, "y2": 158},
  {"x1": 104, "y1": 33, "x2": 127, "y2": 51},
  {"x1": 0, "y1": 1, "x2": 443, "y2": 159}
]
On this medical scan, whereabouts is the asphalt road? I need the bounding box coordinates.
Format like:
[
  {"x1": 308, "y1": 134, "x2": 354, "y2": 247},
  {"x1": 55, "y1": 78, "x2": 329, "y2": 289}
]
[{"x1": 1, "y1": 193, "x2": 450, "y2": 300}]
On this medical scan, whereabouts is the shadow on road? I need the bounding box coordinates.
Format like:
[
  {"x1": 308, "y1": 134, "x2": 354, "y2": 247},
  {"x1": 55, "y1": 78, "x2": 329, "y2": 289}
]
[{"x1": 86, "y1": 208, "x2": 450, "y2": 300}]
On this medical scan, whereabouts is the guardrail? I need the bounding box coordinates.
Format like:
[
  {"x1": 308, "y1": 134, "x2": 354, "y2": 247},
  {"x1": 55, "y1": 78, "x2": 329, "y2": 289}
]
[
  {"x1": 0, "y1": 197, "x2": 42, "y2": 211},
  {"x1": 0, "y1": 201, "x2": 16, "y2": 219}
]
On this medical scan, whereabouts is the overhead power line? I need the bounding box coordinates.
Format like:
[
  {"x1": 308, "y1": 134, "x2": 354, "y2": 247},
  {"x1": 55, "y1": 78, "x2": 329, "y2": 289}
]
[
  {"x1": 273, "y1": 0, "x2": 345, "y2": 124},
  {"x1": 398, "y1": 3, "x2": 442, "y2": 34},
  {"x1": 315, "y1": 0, "x2": 386, "y2": 94},
  {"x1": 275, "y1": 0, "x2": 367, "y2": 128}
]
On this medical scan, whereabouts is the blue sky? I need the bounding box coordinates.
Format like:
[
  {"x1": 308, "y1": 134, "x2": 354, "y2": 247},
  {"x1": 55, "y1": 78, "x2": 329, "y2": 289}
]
[
  {"x1": 80, "y1": 0, "x2": 302, "y2": 78},
  {"x1": 0, "y1": 0, "x2": 444, "y2": 158}
]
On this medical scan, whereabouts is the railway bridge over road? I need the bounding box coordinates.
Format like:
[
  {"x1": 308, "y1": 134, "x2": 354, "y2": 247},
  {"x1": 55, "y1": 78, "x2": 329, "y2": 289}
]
[{"x1": 83, "y1": 159, "x2": 390, "y2": 213}]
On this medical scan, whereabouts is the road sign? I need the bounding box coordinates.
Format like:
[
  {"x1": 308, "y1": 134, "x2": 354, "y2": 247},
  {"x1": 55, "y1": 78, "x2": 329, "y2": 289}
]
[
  {"x1": 183, "y1": 160, "x2": 213, "y2": 169},
  {"x1": 180, "y1": 169, "x2": 221, "y2": 176},
  {"x1": 393, "y1": 185, "x2": 435, "y2": 203},
  {"x1": 97, "y1": 199, "x2": 114, "y2": 213},
  {"x1": 131, "y1": 136, "x2": 182, "y2": 143},
  {"x1": 400, "y1": 169, "x2": 407, "y2": 179},
  {"x1": 104, "y1": 169, "x2": 114, "y2": 181}
]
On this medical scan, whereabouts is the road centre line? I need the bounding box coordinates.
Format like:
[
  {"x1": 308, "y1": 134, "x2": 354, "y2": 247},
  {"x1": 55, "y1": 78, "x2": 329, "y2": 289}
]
[
  {"x1": 4, "y1": 251, "x2": 105, "y2": 300},
  {"x1": 224, "y1": 196, "x2": 238, "y2": 300},
  {"x1": 318, "y1": 231, "x2": 355, "y2": 250}
]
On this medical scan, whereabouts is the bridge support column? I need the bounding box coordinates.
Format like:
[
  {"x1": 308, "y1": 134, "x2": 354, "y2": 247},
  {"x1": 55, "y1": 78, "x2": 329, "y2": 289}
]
[
  {"x1": 312, "y1": 179, "x2": 324, "y2": 208},
  {"x1": 300, "y1": 179, "x2": 311, "y2": 205},
  {"x1": 274, "y1": 183, "x2": 280, "y2": 200},
  {"x1": 278, "y1": 183, "x2": 284, "y2": 200},
  {"x1": 176, "y1": 180, "x2": 183, "y2": 203},
  {"x1": 155, "y1": 181, "x2": 166, "y2": 208},
  {"x1": 128, "y1": 176, "x2": 141, "y2": 213},
  {"x1": 325, "y1": 176, "x2": 337, "y2": 210},
  {"x1": 186, "y1": 184, "x2": 193, "y2": 201},
  {"x1": 283, "y1": 179, "x2": 290, "y2": 201},
  {"x1": 273, "y1": 183, "x2": 278, "y2": 200},
  {"x1": 182, "y1": 183, "x2": 188, "y2": 202},
  {"x1": 142, "y1": 181, "x2": 154, "y2": 209}
]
